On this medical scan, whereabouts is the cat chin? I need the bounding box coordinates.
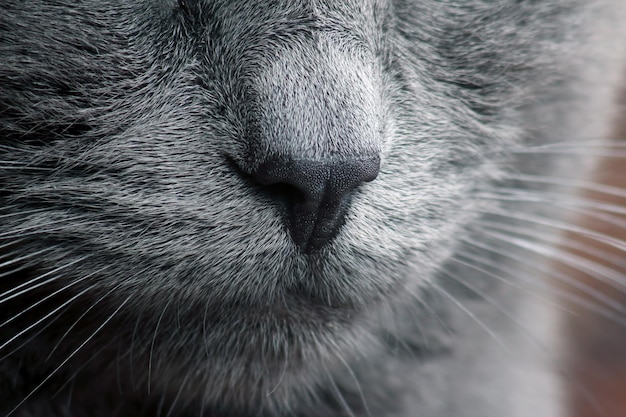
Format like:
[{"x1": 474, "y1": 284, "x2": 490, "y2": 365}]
[{"x1": 133, "y1": 295, "x2": 381, "y2": 413}]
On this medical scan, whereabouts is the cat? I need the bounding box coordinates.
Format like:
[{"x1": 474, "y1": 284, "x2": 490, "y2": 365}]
[{"x1": 1, "y1": 1, "x2": 626, "y2": 416}]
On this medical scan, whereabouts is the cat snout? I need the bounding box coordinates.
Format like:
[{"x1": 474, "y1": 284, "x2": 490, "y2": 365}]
[
  {"x1": 253, "y1": 155, "x2": 380, "y2": 253},
  {"x1": 234, "y1": 39, "x2": 384, "y2": 253}
]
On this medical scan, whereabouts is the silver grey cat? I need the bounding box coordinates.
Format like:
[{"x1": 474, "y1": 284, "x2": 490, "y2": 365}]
[{"x1": 1, "y1": 1, "x2": 625, "y2": 416}]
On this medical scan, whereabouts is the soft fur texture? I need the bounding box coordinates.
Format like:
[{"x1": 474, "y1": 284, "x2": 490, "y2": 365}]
[{"x1": 1, "y1": 1, "x2": 626, "y2": 416}]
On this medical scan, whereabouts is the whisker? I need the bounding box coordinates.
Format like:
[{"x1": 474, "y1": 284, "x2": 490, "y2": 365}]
[
  {"x1": 447, "y1": 253, "x2": 569, "y2": 310},
  {"x1": 376, "y1": 299, "x2": 412, "y2": 355},
  {"x1": 5, "y1": 293, "x2": 132, "y2": 417},
  {"x1": 477, "y1": 219, "x2": 626, "y2": 273},
  {"x1": 0, "y1": 238, "x2": 27, "y2": 251},
  {"x1": 0, "y1": 248, "x2": 52, "y2": 270},
  {"x1": 508, "y1": 141, "x2": 626, "y2": 157},
  {"x1": 474, "y1": 209, "x2": 626, "y2": 253},
  {"x1": 477, "y1": 189, "x2": 626, "y2": 216},
  {"x1": 335, "y1": 351, "x2": 372, "y2": 417},
  {"x1": 510, "y1": 149, "x2": 626, "y2": 157},
  {"x1": 202, "y1": 301, "x2": 210, "y2": 360},
  {"x1": 326, "y1": 369, "x2": 357, "y2": 417},
  {"x1": 404, "y1": 287, "x2": 454, "y2": 340},
  {"x1": 45, "y1": 281, "x2": 120, "y2": 361},
  {"x1": 427, "y1": 281, "x2": 505, "y2": 348},
  {"x1": 461, "y1": 233, "x2": 626, "y2": 326},
  {"x1": 0, "y1": 165, "x2": 55, "y2": 172},
  {"x1": 0, "y1": 266, "x2": 109, "y2": 329},
  {"x1": 443, "y1": 254, "x2": 613, "y2": 417},
  {"x1": 477, "y1": 192, "x2": 626, "y2": 238},
  {"x1": 148, "y1": 298, "x2": 172, "y2": 395},
  {"x1": 0, "y1": 255, "x2": 91, "y2": 305},
  {"x1": 266, "y1": 348, "x2": 289, "y2": 398},
  {"x1": 500, "y1": 173, "x2": 626, "y2": 199},
  {"x1": 526, "y1": 140, "x2": 626, "y2": 148},
  {"x1": 472, "y1": 223, "x2": 626, "y2": 293},
  {"x1": 451, "y1": 247, "x2": 624, "y2": 323},
  {"x1": 0, "y1": 264, "x2": 35, "y2": 280},
  {"x1": 439, "y1": 265, "x2": 544, "y2": 343},
  {"x1": 128, "y1": 305, "x2": 145, "y2": 390},
  {"x1": 0, "y1": 284, "x2": 97, "y2": 354},
  {"x1": 560, "y1": 207, "x2": 626, "y2": 232},
  {"x1": 50, "y1": 339, "x2": 114, "y2": 399},
  {"x1": 165, "y1": 369, "x2": 192, "y2": 417}
]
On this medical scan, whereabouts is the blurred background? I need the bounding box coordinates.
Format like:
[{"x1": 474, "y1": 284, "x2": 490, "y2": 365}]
[{"x1": 563, "y1": 83, "x2": 626, "y2": 417}]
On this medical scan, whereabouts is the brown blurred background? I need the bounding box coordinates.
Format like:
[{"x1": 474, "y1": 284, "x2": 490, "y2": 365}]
[{"x1": 563, "y1": 85, "x2": 626, "y2": 416}]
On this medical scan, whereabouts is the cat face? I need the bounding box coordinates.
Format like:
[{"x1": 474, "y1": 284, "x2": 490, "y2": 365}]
[{"x1": 0, "y1": 0, "x2": 583, "y2": 413}]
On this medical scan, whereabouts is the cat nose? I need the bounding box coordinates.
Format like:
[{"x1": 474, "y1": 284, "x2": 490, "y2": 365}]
[{"x1": 253, "y1": 155, "x2": 380, "y2": 253}]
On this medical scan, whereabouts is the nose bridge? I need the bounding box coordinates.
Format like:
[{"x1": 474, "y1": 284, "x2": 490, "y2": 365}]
[{"x1": 246, "y1": 37, "x2": 383, "y2": 167}]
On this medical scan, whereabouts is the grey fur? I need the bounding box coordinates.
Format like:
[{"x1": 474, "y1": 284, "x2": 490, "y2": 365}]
[{"x1": 0, "y1": 1, "x2": 625, "y2": 416}]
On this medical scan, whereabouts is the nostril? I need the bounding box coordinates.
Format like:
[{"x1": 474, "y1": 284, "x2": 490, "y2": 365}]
[
  {"x1": 261, "y1": 181, "x2": 307, "y2": 207},
  {"x1": 254, "y1": 156, "x2": 380, "y2": 202},
  {"x1": 254, "y1": 158, "x2": 326, "y2": 202},
  {"x1": 252, "y1": 155, "x2": 381, "y2": 253}
]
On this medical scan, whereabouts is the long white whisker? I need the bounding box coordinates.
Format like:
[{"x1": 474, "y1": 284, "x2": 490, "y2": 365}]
[
  {"x1": 501, "y1": 173, "x2": 626, "y2": 199},
  {"x1": 5, "y1": 293, "x2": 132, "y2": 417},
  {"x1": 474, "y1": 209, "x2": 626, "y2": 253},
  {"x1": 477, "y1": 189, "x2": 626, "y2": 216},
  {"x1": 473, "y1": 226, "x2": 626, "y2": 293},
  {"x1": 478, "y1": 192, "x2": 626, "y2": 237},
  {"x1": 148, "y1": 298, "x2": 172, "y2": 395},
  {"x1": 165, "y1": 368, "x2": 193, "y2": 417},
  {"x1": 461, "y1": 234, "x2": 626, "y2": 326},
  {"x1": 451, "y1": 248, "x2": 624, "y2": 323},
  {"x1": 336, "y1": 351, "x2": 372, "y2": 417},
  {"x1": 0, "y1": 248, "x2": 52, "y2": 270},
  {"x1": 441, "y1": 255, "x2": 613, "y2": 417},
  {"x1": 45, "y1": 282, "x2": 121, "y2": 361},
  {"x1": 477, "y1": 219, "x2": 626, "y2": 274},
  {"x1": 439, "y1": 265, "x2": 543, "y2": 342},
  {"x1": 510, "y1": 149, "x2": 626, "y2": 157},
  {"x1": 326, "y1": 370, "x2": 357, "y2": 417},
  {"x1": 50, "y1": 339, "x2": 114, "y2": 399},
  {"x1": 266, "y1": 347, "x2": 289, "y2": 398},
  {"x1": 0, "y1": 238, "x2": 28, "y2": 252},
  {"x1": 128, "y1": 306, "x2": 144, "y2": 390},
  {"x1": 406, "y1": 288, "x2": 454, "y2": 339},
  {"x1": 427, "y1": 281, "x2": 505, "y2": 348},
  {"x1": 0, "y1": 284, "x2": 97, "y2": 354},
  {"x1": 0, "y1": 255, "x2": 91, "y2": 305},
  {"x1": 447, "y1": 254, "x2": 568, "y2": 309},
  {"x1": 0, "y1": 266, "x2": 109, "y2": 329},
  {"x1": 508, "y1": 141, "x2": 626, "y2": 157}
]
